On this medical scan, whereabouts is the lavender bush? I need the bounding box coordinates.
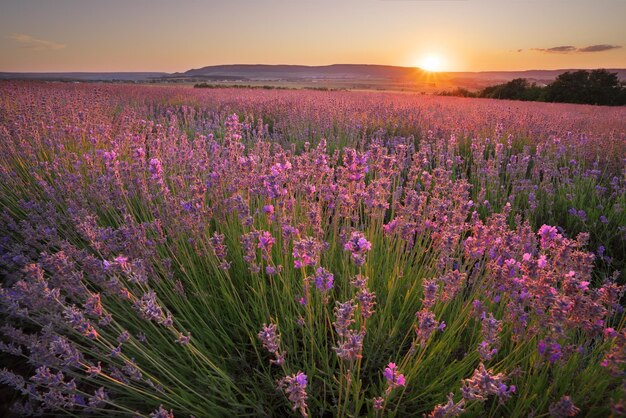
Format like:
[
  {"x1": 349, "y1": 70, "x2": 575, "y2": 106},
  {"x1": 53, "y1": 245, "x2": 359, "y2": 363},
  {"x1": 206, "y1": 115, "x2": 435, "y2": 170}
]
[{"x1": 0, "y1": 82, "x2": 625, "y2": 416}]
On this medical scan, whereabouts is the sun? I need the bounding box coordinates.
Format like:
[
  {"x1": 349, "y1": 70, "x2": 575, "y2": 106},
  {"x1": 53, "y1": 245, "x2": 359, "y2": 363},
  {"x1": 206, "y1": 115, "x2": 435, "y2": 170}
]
[{"x1": 418, "y1": 54, "x2": 444, "y2": 72}]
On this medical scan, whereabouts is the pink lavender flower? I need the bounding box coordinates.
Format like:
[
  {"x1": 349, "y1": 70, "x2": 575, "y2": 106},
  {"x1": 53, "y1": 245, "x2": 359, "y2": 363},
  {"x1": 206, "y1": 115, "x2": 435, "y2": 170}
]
[
  {"x1": 278, "y1": 372, "x2": 308, "y2": 417},
  {"x1": 538, "y1": 340, "x2": 563, "y2": 364},
  {"x1": 356, "y1": 288, "x2": 376, "y2": 319},
  {"x1": 85, "y1": 362, "x2": 102, "y2": 377},
  {"x1": 175, "y1": 332, "x2": 191, "y2": 345},
  {"x1": 263, "y1": 204, "x2": 275, "y2": 216},
  {"x1": 258, "y1": 322, "x2": 285, "y2": 365},
  {"x1": 150, "y1": 405, "x2": 175, "y2": 418},
  {"x1": 334, "y1": 329, "x2": 365, "y2": 361},
  {"x1": 383, "y1": 362, "x2": 406, "y2": 393},
  {"x1": 208, "y1": 231, "x2": 230, "y2": 270},
  {"x1": 88, "y1": 387, "x2": 109, "y2": 408},
  {"x1": 415, "y1": 308, "x2": 442, "y2": 347},
  {"x1": 427, "y1": 393, "x2": 466, "y2": 418},
  {"x1": 549, "y1": 396, "x2": 580, "y2": 417},
  {"x1": 422, "y1": 278, "x2": 439, "y2": 309},
  {"x1": 600, "y1": 329, "x2": 626, "y2": 376},
  {"x1": 440, "y1": 270, "x2": 465, "y2": 301},
  {"x1": 478, "y1": 341, "x2": 498, "y2": 362},
  {"x1": 333, "y1": 300, "x2": 356, "y2": 337},
  {"x1": 351, "y1": 274, "x2": 368, "y2": 289},
  {"x1": 148, "y1": 158, "x2": 164, "y2": 182},
  {"x1": 241, "y1": 231, "x2": 260, "y2": 272},
  {"x1": 372, "y1": 396, "x2": 384, "y2": 411},
  {"x1": 293, "y1": 237, "x2": 323, "y2": 268},
  {"x1": 63, "y1": 306, "x2": 98, "y2": 339},
  {"x1": 313, "y1": 267, "x2": 334, "y2": 292},
  {"x1": 478, "y1": 313, "x2": 502, "y2": 362},
  {"x1": 84, "y1": 293, "x2": 103, "y2": 317},
  {"x1": 460, "y1": 363, "x2": 514, "y2": 402},
  {"x1": 537, "y1": 255, "x2": 548, "y2": 268},
  {"x1": 344, "y1": 231, "x2": 372, "y2": 266},
  {"x1": 341, "y1": 148, "x2": 369, "y2": 182},
  {"x1": 538, "y1": 224, "x2": 560, "y2": 249},
  {"x1": 258, "y1": 231, "x2": 276, "y2": 256},
  {"x1": 265, "y1": 264, "x2": 282, "y2": 276},
  {"x1": 134, "y1": 290, "x2": 165, "y2": 323}
]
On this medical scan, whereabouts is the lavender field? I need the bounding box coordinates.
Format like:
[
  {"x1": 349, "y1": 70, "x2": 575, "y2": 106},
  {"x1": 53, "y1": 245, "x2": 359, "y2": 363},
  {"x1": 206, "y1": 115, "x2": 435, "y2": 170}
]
[{"x1": 1, "y1": 82, "x2": 625, "y2": 417}]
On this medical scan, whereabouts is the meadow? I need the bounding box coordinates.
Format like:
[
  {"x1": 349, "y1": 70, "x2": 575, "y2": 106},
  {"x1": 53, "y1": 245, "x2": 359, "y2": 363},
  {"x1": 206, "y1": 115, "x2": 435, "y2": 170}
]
[{"x1": 0, "y1": 81, "x2": 625, "y2": 417}]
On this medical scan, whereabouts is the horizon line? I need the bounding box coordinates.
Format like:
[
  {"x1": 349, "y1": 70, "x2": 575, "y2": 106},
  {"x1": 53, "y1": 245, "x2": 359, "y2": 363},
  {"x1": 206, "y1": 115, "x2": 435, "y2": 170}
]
[{"x1": 2, "y1": 63, "x2": 626, "y2": 75}]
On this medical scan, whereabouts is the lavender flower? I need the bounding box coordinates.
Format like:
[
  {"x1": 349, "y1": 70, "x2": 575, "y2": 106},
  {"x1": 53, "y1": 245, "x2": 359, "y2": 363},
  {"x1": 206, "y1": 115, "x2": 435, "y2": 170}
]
[
  {"x1": 415, "y1": 308, "x2": 442, "y2": 347},
  {"x1": 356, "y1": 288, "x2": 376, "y2": 319},
  {"x1": 293, "y1": 237, "x2": 323, "y2": 268},
  {"x1": 549, "y1": 396, "x2": 580, "y2": 418},
  {"x1": 258, "y1": 231, "x2": 275, "y2": 254},
  {"x1": 150, "y1": 405, "x2": 175, "y2": 418},
  {"x1": 422, "y1": 278, "x2": 439, "y2": 309},
  {"x1": 373, "y1": 396, "x2": 384, "y2": 411},
  {"x1": 334, "y1": 330, "x2": 365, "y2": 361},
  {"x1": 383, "y1": 362, "x2": 406, "y2": 391},
  {"x1": 258, "y1": 323, "x2": 285, "y2": 365},
  {"x1": 313, "y1": 267, "x2": 334, "y2": 293},
  {"x1": 333, "y1": 300, "x2": 356, "y2": 337},
  {"x1": 278, "y1": 372, "x2": 308, "y2": 417},
  {"x1": 344, "y1": 231, "x2": 372, "y2": 266},
  {"x1": 427, "y1": 393, "x2": 466, "y2": 418},
  {"x1": 460, "y1": 363, "x2": 514, "y2": 403},
  {"x1": 209, "y1": 231, "x2": 230, "y2": 270}
]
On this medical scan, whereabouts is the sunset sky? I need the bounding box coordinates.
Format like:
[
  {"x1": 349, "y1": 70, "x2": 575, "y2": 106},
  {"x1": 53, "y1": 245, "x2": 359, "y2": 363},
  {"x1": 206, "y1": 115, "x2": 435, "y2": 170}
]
[{"x1": 1, "y1": 0, "x2": 625, "y2": 73}]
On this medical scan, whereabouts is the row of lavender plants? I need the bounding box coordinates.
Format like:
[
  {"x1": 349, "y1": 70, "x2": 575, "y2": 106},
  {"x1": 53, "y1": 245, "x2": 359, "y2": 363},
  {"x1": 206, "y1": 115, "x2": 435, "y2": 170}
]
[{"x1": 0, "y1": 82, "x2": 625, "y2": 416}]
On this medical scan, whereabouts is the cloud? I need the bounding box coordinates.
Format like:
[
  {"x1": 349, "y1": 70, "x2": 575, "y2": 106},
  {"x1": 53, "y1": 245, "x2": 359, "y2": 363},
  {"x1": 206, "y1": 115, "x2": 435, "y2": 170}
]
[
  {"x1": 9, "y1": 33, "x2": 66, "y2": 50},
  {"x1": 578, "y1": 44, "x2": 621, "y2": 52},
  {"x1": 531, "y1": 44, "x2": 621, "y2": 54},
  {"x1": 532, "y1": 45, "x2": 577, "y2": 53}
]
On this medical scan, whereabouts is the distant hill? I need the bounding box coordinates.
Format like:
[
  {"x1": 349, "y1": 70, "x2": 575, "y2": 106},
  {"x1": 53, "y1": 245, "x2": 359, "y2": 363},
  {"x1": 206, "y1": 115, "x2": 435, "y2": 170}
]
[
  {"x1": 182, "y1": 64, "x2": 426, "y2": 80},
  {"x1": 0, "y1": 72, "x2": 168, "y2": 81}
]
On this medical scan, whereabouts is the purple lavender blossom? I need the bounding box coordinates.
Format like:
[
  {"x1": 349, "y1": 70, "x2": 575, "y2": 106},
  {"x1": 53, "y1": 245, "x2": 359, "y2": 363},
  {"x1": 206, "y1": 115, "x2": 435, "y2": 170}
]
[
  {"x1": 383, "y1": 362, "x2": 406, "y2": 393},
  {"x1": 422, "y1": 278, "x2": 439, "y2": 309},
  {"x1": 344, "y1": 231, "x2": 372, "y2": 266},
  {"x1": 460, "y1": 363, "x2": 513, "y2": 403},
  {"x1": 549, "y1": 396, "x2": 580, "y2": 417},
  {"x1": 334, "y1": 330, "x2": 365, "y2": 361},
  {"x1": 258, "y1": 323, "x2": 285, "y2": 365},
  {"x1": 356, "y1": 288, "x2": 376, "y2": 319},
  {"x1": 427, "y1": 393, "x2": 466, "y2": 418},
  {"x1": 333, "y1": 300, "x2": 356, "y2": 337},
  {"x1": 373, "y1": 396, "x2": 384, "y2": 411},
  {"x1": 313, "y1": 267, "x2": 334, "y2": 293},
  {"x1": 293, "y1": 237, "x2": 323, "y2": 269},
  {"x1": 258, "y1": 231, "x2": 276, "y2": 254},
  {"x1": 150, "y1": 405, "x2": 175, "y2": 418},
  {"x1": 278, "y1": 372, "x2": 308, "y2": 417}
]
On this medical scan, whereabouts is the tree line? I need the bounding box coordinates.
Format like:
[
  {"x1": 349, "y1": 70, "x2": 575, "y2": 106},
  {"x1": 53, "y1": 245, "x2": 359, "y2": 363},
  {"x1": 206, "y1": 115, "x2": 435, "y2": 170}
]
[{"x1": 439, "y1": 69, "x2": 626, "y2": 106}]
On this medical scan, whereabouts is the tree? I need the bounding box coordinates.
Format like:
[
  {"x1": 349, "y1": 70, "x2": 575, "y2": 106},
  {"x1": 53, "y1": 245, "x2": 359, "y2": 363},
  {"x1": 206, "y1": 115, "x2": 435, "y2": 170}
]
[
  {"x1": 545, "y1": 69, "x2": 625, "y2": 105},
  {"x1": 479, "y1": 78, "x2": 543, "y2": 101}
]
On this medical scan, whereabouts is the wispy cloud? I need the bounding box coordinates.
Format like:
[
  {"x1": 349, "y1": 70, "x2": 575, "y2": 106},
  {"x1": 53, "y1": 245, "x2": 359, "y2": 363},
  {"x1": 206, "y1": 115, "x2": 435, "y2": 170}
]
[
  {"x1": 9, "y1": 33, "x2": 66, "y2": 50},
  {"x1": 532, "y1": 44, "x2": 621, "y2": 54},
  {"x1": 532, "y1": 45, "x2": 576, "y2": 53},
  {"x1": 578, "y1": 44, "x2": 621, "y2": 52}
]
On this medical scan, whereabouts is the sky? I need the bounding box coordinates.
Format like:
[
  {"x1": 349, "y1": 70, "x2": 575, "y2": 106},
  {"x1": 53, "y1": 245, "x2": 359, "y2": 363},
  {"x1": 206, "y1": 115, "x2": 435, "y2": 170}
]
[{"x1": 1, "y1": 0, "x2": 625, "y2": 72}]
